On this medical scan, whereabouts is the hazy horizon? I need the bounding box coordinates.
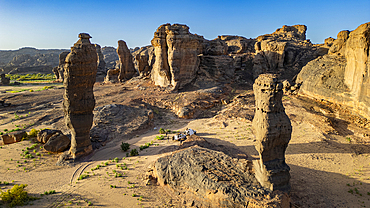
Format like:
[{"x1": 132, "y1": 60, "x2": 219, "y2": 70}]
[{"x1": 1, "y1": 0, "x2": 369, "y2": 50}]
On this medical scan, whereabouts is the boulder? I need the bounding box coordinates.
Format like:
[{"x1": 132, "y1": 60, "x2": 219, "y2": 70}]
[
  {"x1": 63, "y1": 33, "x2": 97, "y2": 158},
  {"x1": 44, "y1": 133, "x2": 70, "y2": 153},
  {"x1": 0, "y1": 131, "x2": 27, "y2": 145},
  {"x1": 117, "y1": 40, "x2": 136, "y2": 81},
  {"x1": 37, "y1": 129, "x2": 63, "y2": 143},
  {"x1": 252, "y1": 74, "x2": 292, "y2": 193},
  {"x1": 297, "y1": 22, "x2": 370, "y2": 120}
]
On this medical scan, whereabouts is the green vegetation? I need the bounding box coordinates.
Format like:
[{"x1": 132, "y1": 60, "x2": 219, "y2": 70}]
[
  {"x1": 43, "y1": 190, "x2": 56, "y2": 195},
  {"x1": 346, "y1": 137, "x2": 351, "y2": 142},
  {"x1": 129, "y1": 149, "x2": 139, "y2": 156},
  {"x1": 155, "y1": 135, "x2": 165, "y2": 140},
  {"x1": 77, "y1": 174, "x2": 89, "y2": 181},
  {"x1": 139, "y1": 142, "x2": 153, "y2": 151},
  {"x1": 6, "y1": 73, "x2": 55, "y2": 81},
  {"x1": 120, "y1": 142, "x2": 130, "y2": 151},
  {"x1": 0, "y1": 184, "x2": 38, "y2": 207}
]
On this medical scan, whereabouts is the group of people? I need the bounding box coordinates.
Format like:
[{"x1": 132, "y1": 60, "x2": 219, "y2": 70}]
[{"x1": 172, "y1": 128, "x2": 196, "y2": 141}]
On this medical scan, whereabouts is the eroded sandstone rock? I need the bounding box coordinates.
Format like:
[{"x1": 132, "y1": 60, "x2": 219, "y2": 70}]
[
  {"x1": 55, "y1": 51, "x2": 69, "y2": 82},
  {"x1": 153, "y1": 136, "x2": 290, "y2": 207},
  {"x1": 151, "y1": 23, "x2": 204, "y2": 90},
  {"x1": 63, "y1": 33, "x2": 97, "y2": 158},
  {"x1": 132, "y1": 46, "x2": 155, "y2": 77},
  {"x1": 0, "y1": 131, "x2": 27, "y2": 145},
  {"x1": 0, "y1": 73, "x2": 10, "y2": 85},
  {"x1": 104, "y1": 68, "x2": 120, "y2": 83},
  {"x1": 117, "y1": 40, "x2": 136, "y2": 81},
  {"x1": 252, "y1": 74, "x2": 292, "y2": 193},
  {"x1": 95, "y1": 44, "x2": 106, "y2": 76},
  {"x1": 44, "y1": 133, "x2": 70, "y2": 153},
  {"x1": 253, "y1": 25, "x2": 326, "y2": 80},
  {"x1": 297, "y1": 22, "x2": 370, "y2": 120}
]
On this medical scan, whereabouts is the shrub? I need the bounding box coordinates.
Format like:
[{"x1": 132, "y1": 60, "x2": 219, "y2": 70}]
[
  {"x1": 158, "y1": 128, "x2": 165, "y2": 134},
  {"x1": 130, "y1": 149, "x2": 139, "y2": 156},
  {"x1": 0, "y1": 184, "x2": 37, "y2": 207},
  {"x1": 28, "y1": 129, "x2": 39, "y2": 138},
  {"x1": 155, "y1": 135, "x2": 165, "y2": 140},
  {"x1": 120, "y1": 142, "x2": 130, "y2": 151}
]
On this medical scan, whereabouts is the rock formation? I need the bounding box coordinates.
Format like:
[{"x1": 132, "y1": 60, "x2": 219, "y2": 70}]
[
  {"x1": 151, "y1": 24, "x2": 205, "y2": 90},
  {"x1": 95, "y1": 44, "x2": 106, "y2": 75},
  {"x1": 132, "y1": 46, "x2": 155, "y2": 77},
  {"x1": 152, "y1": 135, "x2": 290, "y2": 207},
  {"x1": 101, "y1": 46, "x2": 119, "y2": 69},
  {"x1": 37, "y1": 129, "x2": 70, "y2": 153},
  {"x1": 0, "y1": 130, "x2": 27, "y2": 145},
  {"x1": 63, "y1": 33, "x2": 97, "y2": 158},
  {"x1": 55, "y1": 51, "x2": 69, "y2": 82},
  {"x1": 252, "y1": 25, "x2": 327, "y2": 79},
  {"x1": 0, "y1": 73, "x2": 10, "y2": 85},
  {"x1": 297, "y1": 22, "x2": 370, "y2": 120},
  {"x1": 104, "y1": 68, "x2": 120, "y2": 83},
  {"x1": 52, "y1": 66, "x2": 60, "y2": 81},
  {"x1": 90, "y1": 104, "x2": 153, "y2": 149},
  {"x1": 117, "y1": 40, "x2": 136, "y2": 81},
  {"x1": 252, "y1": 74, "x2": 292, "y2": 193}
]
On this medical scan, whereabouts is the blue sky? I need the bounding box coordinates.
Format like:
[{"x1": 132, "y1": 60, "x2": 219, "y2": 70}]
[{"x1": 0, "y1": 0, "x2": 369, "y2": 50}]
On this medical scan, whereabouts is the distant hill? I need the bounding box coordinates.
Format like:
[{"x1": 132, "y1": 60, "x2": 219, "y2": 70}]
[{"x1": 0, "y1": 47, "x2": 69, "y2": 74}]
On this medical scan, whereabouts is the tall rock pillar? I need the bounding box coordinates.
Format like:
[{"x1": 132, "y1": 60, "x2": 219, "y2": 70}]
[
  {"x1": 117, "y1": 40, "x2": 136, "y2": 81},
  {"x1": 252, "y1": 74, "x2": 292, "y2": 192},
  {"x1": 63, "y1": 33, "x2": 97, "y2": 158}
]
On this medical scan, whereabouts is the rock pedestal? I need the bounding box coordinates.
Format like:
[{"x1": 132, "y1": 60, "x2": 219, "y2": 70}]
[
  {"x1": 252, "y1": 74, "x2": 292, "y2": 193},
  {"x1": 63, "y1": 33, "x2": 97, "y2": 158}
]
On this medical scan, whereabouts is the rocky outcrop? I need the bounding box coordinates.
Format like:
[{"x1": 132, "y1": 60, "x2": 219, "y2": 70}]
[
  {"x1": 0, "y1": 131, "x2": 27, "y2": 145},
  {"x1": 101, "y1": 46, "x2": 119, "y2": 69},
  {"x1": 132, "y1": 46, "x2": 155, "y2": 77},
  {"x1": 117, "y1": 40, "x2": 136, "y2": 81},
  {"x1": 0, "y1": 73, "x2": 10, "y2": 85},
  {"x1": 37, "y1": 129, "x2": 63, "y2": 143},
  {"x1": 44, "y1": 133, "x2": 70, "y2": 153},
  {"x1": 252, "y1": 25, "x2": 327, "y2": 80},
  {"x1": 54, "y1": 51, "x2": 69, "y2": 82},
  {"x1": 297, "y1": 22, "x2": 370, "y2": 120},
  {"x1": 104, "y1": 68, "x2": 120, "y2": 83},
  {"x1": 151, "y1": 24, "x2": 205, "y2": 90},
  {"x1": 95, "y1": 44, "x2": 106, "y2": 76},
  {"x1": 37, "y1": 129, "x2": 70, "y2": 152},
  {"x1": 90, "y1": 104, "x2": 153, "y2": 149},
  {"x1": 252, "y1": 74, "x2": 292, "y2": 193},
  {"x1": 153, "y1": 135, "x2": 290, "y2": 207},
  {"x1": 63, "y1": 33, "x2": 97, "y2": 158}
]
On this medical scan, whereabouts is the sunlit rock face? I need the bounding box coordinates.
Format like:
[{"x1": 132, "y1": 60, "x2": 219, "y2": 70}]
[
  {"x1": 117, "y1": 40, "x2": 136, "y2": 81},
  {"x1": 63, "y1": 33, "x2": 97, "y2": 158},
  {"x1": 151, "y1": 23, "x2": 205, "y2": 90},
  {"x1": 297, "y1": 22, "x2": 370, "y2": 120},
  {"x1": 252, "y1": 74, "x2": 292, "y2": 193}
]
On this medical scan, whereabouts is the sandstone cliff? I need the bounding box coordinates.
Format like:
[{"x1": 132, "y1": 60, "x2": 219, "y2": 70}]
[
  {"x1": 297, "y1": 22, "x2": 370, "y2": 120},
  {"x1": 253, "y1": 25, "x2": 327, "y2": 80}
]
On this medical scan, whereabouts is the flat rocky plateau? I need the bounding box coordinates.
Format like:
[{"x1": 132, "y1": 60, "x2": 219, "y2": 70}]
[{"x1": 0, "y1": 78, "x2": 370, "y2": 207}]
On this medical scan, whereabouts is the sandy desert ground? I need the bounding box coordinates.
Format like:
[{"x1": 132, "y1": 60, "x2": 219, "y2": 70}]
[{"x1": 0, "y1": 79, "x2": 370, "y2": 208}]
